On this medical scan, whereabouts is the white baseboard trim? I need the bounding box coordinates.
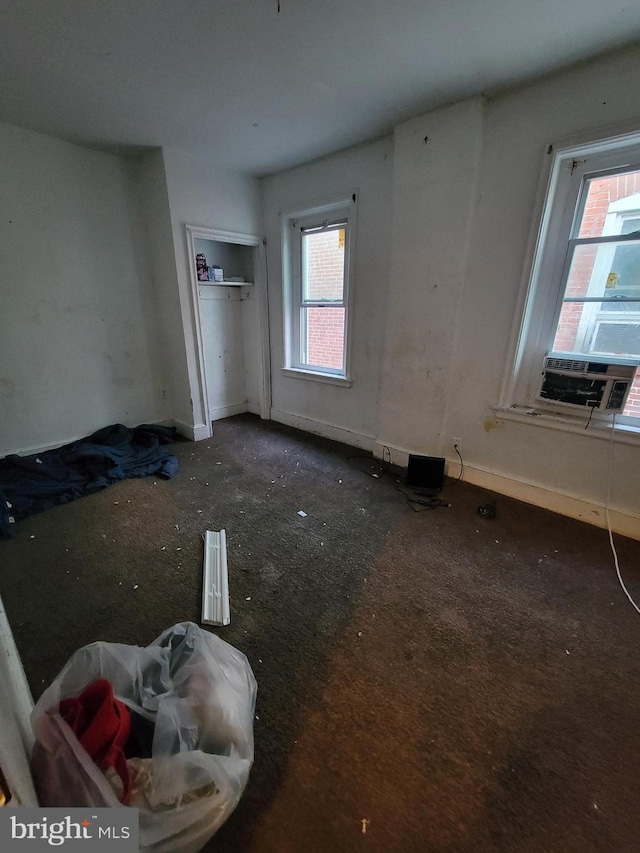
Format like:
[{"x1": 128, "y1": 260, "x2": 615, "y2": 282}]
[
  {"x1": 372, "y1": 441, "x2": 640, "y2": 540},
  {"x1": 209, "y1": 402, "x2": 249, "y2": 421},
  {"x1": 174, "y1": 405, "x2": 251, "y2": 442},
  {"x1": 192, "y1": 422, "x2": 210, "y2": 441},
  {"x1": 171, "y1": 420, "x2": 210, "y2": 441},
  {"x1": 1, "y1": 416, "x2": 173, "y2": 458},
  {"x1": 0, "y1": 436, "x2": 75, "y2": 458},
  {"x1": 461, "y1": 461, "x2": 640, "y2": 540},
  {"x1": 372, "y1": 441, "x2": 416, "y2": 468},
  {"x1": 201, "y1": 529, "x2": 230, "y2": 627},
  {"x1": 247, "y1": 401, "x2": 261, "y2": 416},
  {"x1": 270, "y1": 408, "x2": 374, "y2": 451}
]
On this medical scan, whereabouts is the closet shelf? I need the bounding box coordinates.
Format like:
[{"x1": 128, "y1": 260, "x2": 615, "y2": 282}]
[{"x1": 197, "y1": 280, "x2": 253, "y2": 287}]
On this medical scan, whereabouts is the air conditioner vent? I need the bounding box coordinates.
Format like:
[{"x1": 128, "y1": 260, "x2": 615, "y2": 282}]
[{"x1": 544, "y1": 357, "x2": 588, "y2": 373}]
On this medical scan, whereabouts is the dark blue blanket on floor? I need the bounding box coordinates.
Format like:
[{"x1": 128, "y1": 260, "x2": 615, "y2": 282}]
[{"x1": 0, "y1": 423, "x2": 179, "y2": 539}]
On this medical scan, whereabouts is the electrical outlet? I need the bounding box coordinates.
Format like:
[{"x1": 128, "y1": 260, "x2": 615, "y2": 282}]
[{"x1": 452, "y1": 437, "x2": 462, "y2": 455}]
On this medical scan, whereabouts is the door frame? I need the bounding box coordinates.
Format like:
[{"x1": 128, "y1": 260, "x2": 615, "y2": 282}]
[{"x1": 185, "y1": 225, "x2": 271, "y2": 438}]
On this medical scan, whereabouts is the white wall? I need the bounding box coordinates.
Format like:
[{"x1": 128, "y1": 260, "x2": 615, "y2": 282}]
[
  {"x1": 375, "y1": 49, "x2": 640, "y2": 535},
  {"x1": 162, "y1": 149, "x2": 263, "y2": 434},
  {"x1": 261, "y1": 49, "x2": 640, "y2": 535},
  {"x1": 134, "y1": 149, "x2": 190, "y2": 429},
  {"x1": 262, "y1": 137, "x2": 394, "y2": 446},
  {"x1": 0, "y1": 121, "x2": 165, "y2": 456},
  {"x1": 377, "y1": 98, "x2": 483, "y2": 454}
]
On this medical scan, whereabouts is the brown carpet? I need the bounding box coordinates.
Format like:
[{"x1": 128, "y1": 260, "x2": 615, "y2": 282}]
[{"x1": 1, "y1": 414, "x2": 640, "y2": 852}]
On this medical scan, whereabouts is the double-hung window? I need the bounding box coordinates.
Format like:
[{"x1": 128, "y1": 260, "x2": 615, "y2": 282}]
[
  {"x1": 510, "y1": 132, "x2": 640, "y2": 426},
  {"x1": 283, "y1": 196, "x2": 355, "y2": 380}
]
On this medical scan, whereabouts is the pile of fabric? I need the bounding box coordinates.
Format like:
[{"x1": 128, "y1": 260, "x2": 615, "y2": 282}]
[
  {"x1": 0, "y1": 423, "x2": 179, "y2": 539},
  {"x1": 49, "y1": 678, "x2": 157, "y2": 806}
]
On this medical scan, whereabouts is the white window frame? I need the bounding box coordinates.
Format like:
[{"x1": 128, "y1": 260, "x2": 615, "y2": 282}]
[
  {"x1": 504, "y1": 129, "x2": 640, "y2": 431},
  {"x1": 281, "y1": 194, "x2": 357, "y2": 383}
]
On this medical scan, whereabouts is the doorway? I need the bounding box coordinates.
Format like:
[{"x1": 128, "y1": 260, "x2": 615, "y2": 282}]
[{"x1": 185, "y1": 226, "x2": 271, "y2": 439}]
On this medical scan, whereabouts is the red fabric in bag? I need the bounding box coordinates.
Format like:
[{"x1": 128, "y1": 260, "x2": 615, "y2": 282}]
[{"x1": 59, "y1": 678, "x2": 132, "y2": 804}]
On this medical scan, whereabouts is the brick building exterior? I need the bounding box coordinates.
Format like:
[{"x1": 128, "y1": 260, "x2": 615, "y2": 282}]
[{"x1": 304, "y1": 229, "x2": 345, "y2": 370}]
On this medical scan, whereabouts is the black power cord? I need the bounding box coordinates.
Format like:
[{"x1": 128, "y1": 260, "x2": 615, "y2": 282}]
[
  {"x1": 452, "y1": 443, "x2": 464, "y2": 483},
  {"x1": 394, "y1": 483, "x2": 451, "y2": 512},
  {"x1": 347, "y1": 445, "x2": 391, "y2": 478}
]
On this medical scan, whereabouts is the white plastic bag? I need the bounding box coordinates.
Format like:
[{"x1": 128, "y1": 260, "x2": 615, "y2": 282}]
[{"x1": 30, "y1": 622, "x2": 256, "y2": 853}]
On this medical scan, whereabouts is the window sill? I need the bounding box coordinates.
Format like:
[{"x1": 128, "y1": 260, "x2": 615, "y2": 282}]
[
  {"x1": 493, "y1": 404, "x2": 640, "y2": 447},
  {"x1": 281, "y1": 367, "x2": 352, "y2": 387}
]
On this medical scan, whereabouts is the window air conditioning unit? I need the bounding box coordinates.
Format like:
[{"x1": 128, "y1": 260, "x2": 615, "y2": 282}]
[{"x1": 537, "y1": 356, "x2": 636, "y2": 413}]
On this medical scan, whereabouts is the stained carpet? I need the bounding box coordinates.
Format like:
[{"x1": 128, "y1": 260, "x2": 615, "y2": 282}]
[{"x1": 1, "y1": 414, "x2": 639, "y2": 853}]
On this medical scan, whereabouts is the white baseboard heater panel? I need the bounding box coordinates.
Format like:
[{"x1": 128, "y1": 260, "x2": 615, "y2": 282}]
[{"x1": 201, "y1": 529, "x2": 230, "y2": 626}]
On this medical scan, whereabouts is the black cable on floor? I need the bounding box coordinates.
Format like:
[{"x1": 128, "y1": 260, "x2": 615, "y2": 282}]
[
  {"x1": 347, "y1": 445, "x2": 391, "y2": 479},
  {"x1": 348, "y1": 445, "x2": 458, "y2": 512},
  {"x1": 394, "y1": 483, "x2": 450, "y2": 512}
]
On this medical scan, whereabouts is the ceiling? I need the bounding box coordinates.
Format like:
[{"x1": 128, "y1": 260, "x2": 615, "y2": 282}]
[{"x1": 1, "y1": 0, "x2": 640, "y2": 177}]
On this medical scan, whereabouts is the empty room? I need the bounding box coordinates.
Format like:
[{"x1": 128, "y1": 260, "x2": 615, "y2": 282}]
[{"x1": 1, "y1": 2, "x2": 640, "y2": 851}]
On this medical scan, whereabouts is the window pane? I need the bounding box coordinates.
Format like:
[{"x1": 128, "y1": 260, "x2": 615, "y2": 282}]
[
  {"x1": 578, "y1": 170, "x2": 640, "y2": 238},
  {"x1": 553, "y1": 303, "x2": 640, "y2": 357},
  {"x1": 563, "y1": 241, "x2": 640, "y2": 300},
  {"x1": 553, "y1": 300, "x2": 586, "y2": 352},
  {"x1": 601, "y1": 234, "x2": 640, "y2": 311},
  {"x1": 591, "y1": 321, "x2": 640, "y2": 355},
  {"x1": 302, "y1": 228, "x2": 345, "y2": 302},
  {"x1": 301, "y1": 306, "x2": 345, "y2": 370},
  {"x1": 553, "y1": 242, "x2": 640, "y2": 357}
]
